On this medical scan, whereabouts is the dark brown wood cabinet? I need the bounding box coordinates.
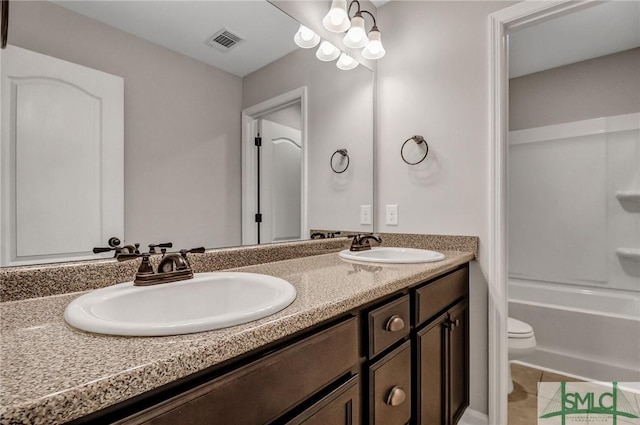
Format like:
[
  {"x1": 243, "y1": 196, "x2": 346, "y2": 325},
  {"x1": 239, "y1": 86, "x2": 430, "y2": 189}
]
[
  {"x1": 286, "y1": 376, "x2": 361, "y2": 425},
  {"x1": 368, "y1": 341, "x2": 412, "y2": 425},
  {"x1": 416, "y1": 312, "x2": 447, "y2": 425},
  {"x1": 73, "y1": 263, "x2": 470, "y2": 425},
  {"x1": 115, "y1": 318, "x2": 359, "y2": 425},
  {"x1": 414, "y1": 268, "x2": 470, "y2": 425},
  {"x1": 447, "y1": 300, "x2": 469, "y2": 425}
]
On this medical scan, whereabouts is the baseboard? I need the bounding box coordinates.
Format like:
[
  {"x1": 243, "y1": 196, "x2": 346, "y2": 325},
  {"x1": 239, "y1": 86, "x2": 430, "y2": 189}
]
[{"x1": 458, "y1": 408, "x2": 489, "y2": 425}]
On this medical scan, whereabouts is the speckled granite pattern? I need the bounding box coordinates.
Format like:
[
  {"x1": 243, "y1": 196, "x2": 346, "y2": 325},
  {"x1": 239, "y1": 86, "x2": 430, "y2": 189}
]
[
  {"x1": 310, "y1": 231, "x2": 478, "y2": 258},
  {"x1": 0, "y1": 251, "x2": 474, "y2": 425},
  {"x1": 0, "y1": 239, "x2": 351, "y2": 302},
  {"x1": 0, "y1": 234, "x2": 477, "y2": 302},
  {"x1": 378, "y1": 232, "x2": 478, "y2": 258}
]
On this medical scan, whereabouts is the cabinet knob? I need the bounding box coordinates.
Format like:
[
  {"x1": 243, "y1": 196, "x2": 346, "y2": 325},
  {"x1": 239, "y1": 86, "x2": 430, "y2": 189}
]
[
  {"x1": 384, "y1": 315, "x2": 405, "y2": 332},
  {"x1": 444, "y1": 318, "x2": 460, "y2": 329},
  {"x1": 385, "y1": 386, "x2": 407, "y2": 406}
]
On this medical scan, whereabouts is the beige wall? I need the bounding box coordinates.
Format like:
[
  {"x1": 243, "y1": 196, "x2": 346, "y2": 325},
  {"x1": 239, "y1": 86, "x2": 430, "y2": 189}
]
[
  {"x1": 262, "y1": 102, "x2": 302, "y2": 131},
  {"x1": 243, "y1": 48, "x2": 375, "y2": 233},
  {"x1": 9, "y1": 1, "x2": 243, "y2": 250},
  {"x1": 376, "y1": 1, "x2": 517, "y2": 414},
  {"x1": 510, "y1": 48, "x2": 640, "y2": 130}
]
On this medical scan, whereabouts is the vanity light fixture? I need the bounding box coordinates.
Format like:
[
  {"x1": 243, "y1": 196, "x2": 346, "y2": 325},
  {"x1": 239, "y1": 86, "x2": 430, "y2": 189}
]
[
  {"x1": 343, "y1": 12, "x2": 368, "y2": 48},
  {"x1": 293, "y1": 24, "x2": 320, "y2": 49},
  {"x1": 361, "y1": 26, "x2": 385, "y2": 59},
  {"x1": 323, "y1": 0, "x2": 386, "y2": 60},
  {"x1": 336, "y1": 52, "x2": 359, "y2": 70},
  {"x1": 322, "y1": 0, "x2": 350, "y2": 33},
  {"x1": 316, "y1": 40, "x2": 340, "y2": 61}
]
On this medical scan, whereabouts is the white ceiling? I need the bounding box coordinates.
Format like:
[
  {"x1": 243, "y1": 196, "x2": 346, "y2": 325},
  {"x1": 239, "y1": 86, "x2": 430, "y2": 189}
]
[
  {"x1": 54, "y1": 1, "x2": 639, "y2": 79},
  {"x1": 509, "y1": 1, "x2": 640, "y2": 78},
  {"x1": 54, "y1": 1, "x2": 300, "y2": 77}
]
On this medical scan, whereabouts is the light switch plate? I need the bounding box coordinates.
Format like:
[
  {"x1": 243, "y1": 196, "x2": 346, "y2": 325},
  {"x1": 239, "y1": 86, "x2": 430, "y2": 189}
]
[
  {"x1": 360, "y1": 205, "x2": 372, "y2": 225},
  {"x1": 386, "y1": 204, "x2": 398, "y2": 225}
]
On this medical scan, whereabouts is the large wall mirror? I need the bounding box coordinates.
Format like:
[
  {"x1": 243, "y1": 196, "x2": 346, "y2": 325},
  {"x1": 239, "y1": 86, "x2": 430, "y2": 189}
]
[{"x1": 0, "y1": 0, "x2": 374, "y2": 267}]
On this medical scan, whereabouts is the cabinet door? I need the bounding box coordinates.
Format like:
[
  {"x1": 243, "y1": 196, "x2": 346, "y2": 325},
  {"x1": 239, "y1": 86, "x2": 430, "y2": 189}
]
[
  {"x1": 416, "y1": 312, "x2": 447, "y2": 425},
  {"x1": 286, "y1": 376, "x2": 360, "y2": 425},
  {"x1": 448, "y1": 300, "x2": 469, "y2": 425},
  {"x1": 369, "y1": 341, "x2": 412, "y2": 425}
]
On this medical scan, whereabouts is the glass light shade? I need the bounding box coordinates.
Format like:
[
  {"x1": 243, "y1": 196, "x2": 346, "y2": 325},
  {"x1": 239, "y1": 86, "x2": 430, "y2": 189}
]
[
  {"x1": 316, "y1": 41, "x2": 340, "y2": 61},
  {"x1": 343, "y1": 15, "x2": 369, "y2": 49},
  {"x1": 362, "y1": 29, "x2": 386, "y2": 60},
  {"x1": 336, "y1": 53, "x2": 359, "y2": 70},
  {"x1": 322, "y1": 0, "x2": 350, "y2": 33},
  {"x1": 294, "y1": 25, "x2": 320, "y2": 49}
]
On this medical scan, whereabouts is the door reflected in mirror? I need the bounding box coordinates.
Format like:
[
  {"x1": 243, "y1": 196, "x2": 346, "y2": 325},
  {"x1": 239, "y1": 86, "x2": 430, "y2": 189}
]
[{"x1": 0, "y1": 1, "x2": 374, "y2": 267}]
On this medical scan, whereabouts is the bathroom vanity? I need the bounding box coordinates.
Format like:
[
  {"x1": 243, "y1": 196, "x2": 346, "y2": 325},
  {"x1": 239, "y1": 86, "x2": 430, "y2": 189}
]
[
  {"x1": 0, "y1": 241, "x2": 475, "y2": 425},
  {"x1": 74, "y1": 264, "x2": 469, "y2": 425}
]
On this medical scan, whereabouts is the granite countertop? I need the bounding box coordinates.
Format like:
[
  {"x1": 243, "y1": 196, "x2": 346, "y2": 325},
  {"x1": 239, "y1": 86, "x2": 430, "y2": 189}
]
[{"x1": 0, "y1": 250, "x2": 474, "y2": 425}]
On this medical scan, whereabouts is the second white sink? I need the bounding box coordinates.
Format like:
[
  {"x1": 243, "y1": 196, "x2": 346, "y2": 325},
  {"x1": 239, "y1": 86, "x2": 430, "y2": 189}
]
[
  {"x1": 339, "y1": 247, "x2": 445, "y2": 264},
  {"x1": 64, "y1": 272, "x2": 297, "y2": 336}
]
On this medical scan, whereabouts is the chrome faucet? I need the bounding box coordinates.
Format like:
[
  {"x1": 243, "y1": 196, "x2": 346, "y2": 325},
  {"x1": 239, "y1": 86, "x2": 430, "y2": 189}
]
[
  {"x1": 349, "y1": 234, "x2": 382, "y2": 252},
  {"x1": 117, "y1": 246, "x2": 205, "y2": 286}
]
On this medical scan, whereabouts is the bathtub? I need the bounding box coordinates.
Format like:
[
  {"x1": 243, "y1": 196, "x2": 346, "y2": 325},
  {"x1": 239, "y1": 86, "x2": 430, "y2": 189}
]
[{"x1": 509, "y1": 279, "x2": 640, "y2": 382}]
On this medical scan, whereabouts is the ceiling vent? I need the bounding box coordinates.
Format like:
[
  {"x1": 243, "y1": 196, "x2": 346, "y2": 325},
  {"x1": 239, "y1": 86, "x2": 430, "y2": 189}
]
[{"x1": 204, "y1": 29, "x2": 244, "y2": 52}]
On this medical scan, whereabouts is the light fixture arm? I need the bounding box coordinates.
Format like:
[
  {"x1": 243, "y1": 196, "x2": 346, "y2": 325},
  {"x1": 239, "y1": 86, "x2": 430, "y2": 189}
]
[
  {"x1": 347, "y1": 0, "x2": 362, "y2": 18},
  {"x1": 346, "y1": 0, "x2": 379, "y2": 31},
  {"x1": 360, "y1": 10, "x2": 378, "y2": 30}
]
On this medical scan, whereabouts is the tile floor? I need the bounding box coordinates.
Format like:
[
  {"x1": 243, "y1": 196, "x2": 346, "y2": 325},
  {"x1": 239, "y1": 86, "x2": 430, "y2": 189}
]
[{"x1": 508, "y1": 363, "x2": 583, "y2": 425}]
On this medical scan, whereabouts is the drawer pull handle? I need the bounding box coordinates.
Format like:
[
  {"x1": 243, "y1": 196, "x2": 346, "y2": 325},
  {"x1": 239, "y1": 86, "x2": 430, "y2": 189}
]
[
  {"x1": 385, "y1": 315, "x2": 405, "y2": 332},
  {"x1": 386, "y1": 386, "x2": 407, "y2": 406}
]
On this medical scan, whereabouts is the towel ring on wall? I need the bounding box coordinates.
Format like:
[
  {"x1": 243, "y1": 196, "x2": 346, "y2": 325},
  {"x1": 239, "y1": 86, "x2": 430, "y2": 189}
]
[
  {"x1": 330, "y1": 149, "x2": 350, "y2": 174},
  {"x1": 401, "y1": 135, "x2": 429, "y2": 165}
]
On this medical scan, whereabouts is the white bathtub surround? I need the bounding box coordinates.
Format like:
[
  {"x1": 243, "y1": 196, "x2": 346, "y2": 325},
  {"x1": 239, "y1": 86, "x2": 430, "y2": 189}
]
[
  {"x1": 508, "y1": 112, "x2": 640, "y2": 383},
  {"x1": 509, "y1": 278, "x2": 640, "y2": 382},
  {"x1": 509, "y1": 112, "x2": 640, "y2": 292}
]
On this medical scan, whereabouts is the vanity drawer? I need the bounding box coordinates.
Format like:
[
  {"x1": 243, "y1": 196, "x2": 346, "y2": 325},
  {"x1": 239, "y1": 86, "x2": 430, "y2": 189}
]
[
  {"x1": 368, "y1": 341, "x2": 412, "y2": 425},
  {"x1": 286, "y1": 375, "x2": 360, "y2": 425},
  {"x1": 117, "y1": 317, "x2": 359, "y2": 425},
  {"x1": 368, "y1": 295, "x2": 410, "y2": 358},
  {"x1": 415, "y1": 266, "x2": 468, "y2": 326}
]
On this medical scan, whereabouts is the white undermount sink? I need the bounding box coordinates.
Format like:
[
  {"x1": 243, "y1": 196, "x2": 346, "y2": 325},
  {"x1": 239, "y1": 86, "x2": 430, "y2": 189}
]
[
  {"x1": 64, "y1": 272, "x2": 297, "y2": 336},
  {"x1": 338, "y1": 247, "x2": 445, "y2": 264}
]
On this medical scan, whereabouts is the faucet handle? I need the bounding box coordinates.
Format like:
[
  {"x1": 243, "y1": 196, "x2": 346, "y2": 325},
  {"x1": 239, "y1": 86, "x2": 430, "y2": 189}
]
[
  {"x1": 180, "y1": 247, "x2": 206, "y2": 257},
  {"x1": 93, "y1": 246, "x2": 117, "y2": 254},
  {"x1": 116, "y1": 252, "x2": 155, "y2": 275},
  {"x1": 93, "y1": 237, "x2": 125, "y2": 257},
  {"x1": 149, "y1": 242, "x2": 173, "y2": 254},
  {"x1": 137, "y1": 253, "x2": 155, "y2": 275},
  {"x1": 116, "y1": 252, "x2": 143, "y2": 261}
]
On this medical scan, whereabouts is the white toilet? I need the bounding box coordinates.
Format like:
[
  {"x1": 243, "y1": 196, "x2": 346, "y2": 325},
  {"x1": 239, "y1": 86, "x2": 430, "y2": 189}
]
[{"x1": 507, "y1": 317, "x2": 537, "y2": 394}]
